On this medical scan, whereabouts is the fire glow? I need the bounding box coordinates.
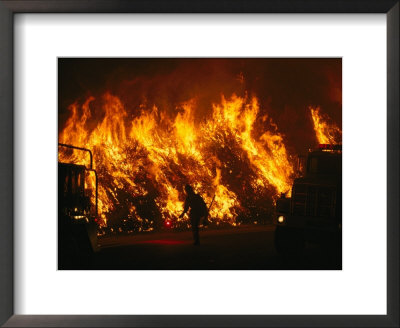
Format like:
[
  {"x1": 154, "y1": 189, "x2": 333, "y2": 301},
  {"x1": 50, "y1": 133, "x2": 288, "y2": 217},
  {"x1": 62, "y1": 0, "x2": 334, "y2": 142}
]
[{"x1": 59, "y1": 92, "x2": 340, "y2": 230}]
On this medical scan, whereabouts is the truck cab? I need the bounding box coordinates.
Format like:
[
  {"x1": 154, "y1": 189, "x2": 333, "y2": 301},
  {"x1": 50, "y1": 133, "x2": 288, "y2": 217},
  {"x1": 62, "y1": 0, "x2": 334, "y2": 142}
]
[
  {"x1": 274, "y1": 144, "x2": 342, "y2": 254},
  {"x1": 58, "y1": 144, "x2": 99, "y2": 268}
]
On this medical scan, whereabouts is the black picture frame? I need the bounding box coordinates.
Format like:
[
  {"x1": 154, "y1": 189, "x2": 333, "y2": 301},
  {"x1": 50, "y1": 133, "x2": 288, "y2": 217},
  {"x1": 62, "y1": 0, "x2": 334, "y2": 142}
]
[{"x1": 0, "y1": 1, "x2": 398, "y2": 327}]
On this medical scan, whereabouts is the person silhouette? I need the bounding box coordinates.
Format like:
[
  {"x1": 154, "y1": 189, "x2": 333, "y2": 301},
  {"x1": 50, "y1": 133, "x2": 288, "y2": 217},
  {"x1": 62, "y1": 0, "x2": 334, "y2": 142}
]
[{"x1": 179, "y1": 184, "x2": 208, "y2": 245}]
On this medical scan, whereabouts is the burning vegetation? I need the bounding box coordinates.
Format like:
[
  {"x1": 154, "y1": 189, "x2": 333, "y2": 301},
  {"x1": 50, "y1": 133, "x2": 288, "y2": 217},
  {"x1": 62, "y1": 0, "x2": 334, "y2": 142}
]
[{"x1": 59, "y1": 88, "x2": 341, "y2": 232}]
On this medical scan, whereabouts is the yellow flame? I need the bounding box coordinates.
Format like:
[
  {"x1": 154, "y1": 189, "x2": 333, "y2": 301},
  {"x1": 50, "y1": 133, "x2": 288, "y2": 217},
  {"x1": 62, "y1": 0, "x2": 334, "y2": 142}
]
[{"x1": 59, "y1": 92, "x2": 295, "y2": 228}]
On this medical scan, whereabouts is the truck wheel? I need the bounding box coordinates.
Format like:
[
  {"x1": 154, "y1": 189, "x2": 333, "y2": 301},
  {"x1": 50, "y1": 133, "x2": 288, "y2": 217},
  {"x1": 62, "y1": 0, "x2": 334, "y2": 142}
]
[{"x1": 274, "y1": 226, "x2": 305, "y2": 255}]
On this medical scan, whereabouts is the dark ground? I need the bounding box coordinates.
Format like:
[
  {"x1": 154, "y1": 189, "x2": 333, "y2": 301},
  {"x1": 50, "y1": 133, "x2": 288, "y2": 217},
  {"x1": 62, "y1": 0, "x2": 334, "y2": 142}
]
[{"x1": 77, "y1": 225, "x2": 342, "y2": 270}]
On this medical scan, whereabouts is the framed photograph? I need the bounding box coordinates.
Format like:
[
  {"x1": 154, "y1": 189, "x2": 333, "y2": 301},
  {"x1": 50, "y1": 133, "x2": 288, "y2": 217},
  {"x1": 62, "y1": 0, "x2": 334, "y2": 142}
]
[
  {"x1": 57, "y1": 57, "x2": 343, "y2": 271},
  {"x1": 0, "y1": 1, "x2": 398, "y2": 327}
]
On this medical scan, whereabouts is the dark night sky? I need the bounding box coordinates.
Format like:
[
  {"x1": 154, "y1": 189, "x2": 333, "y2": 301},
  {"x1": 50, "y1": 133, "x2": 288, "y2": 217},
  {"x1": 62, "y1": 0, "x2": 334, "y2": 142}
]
[{"x1": 58, "y1": 58, "x2": 341, "y2": 155}]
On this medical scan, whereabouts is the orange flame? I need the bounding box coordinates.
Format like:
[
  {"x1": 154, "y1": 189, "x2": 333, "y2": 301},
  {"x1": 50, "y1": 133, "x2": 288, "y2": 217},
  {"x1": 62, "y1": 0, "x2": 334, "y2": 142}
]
[
  {"x1": 59, "y1": 92, "x2": 295, "y2": 228},
  {"x1": 310, "y1": 106, "x2": 342, "y2": 145}
]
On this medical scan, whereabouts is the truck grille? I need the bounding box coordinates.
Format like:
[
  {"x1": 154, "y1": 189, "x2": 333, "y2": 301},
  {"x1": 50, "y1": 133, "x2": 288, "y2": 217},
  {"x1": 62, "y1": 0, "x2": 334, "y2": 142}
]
[{"x1": 292, "y1": 185, "x2": 335, "y2": 217}]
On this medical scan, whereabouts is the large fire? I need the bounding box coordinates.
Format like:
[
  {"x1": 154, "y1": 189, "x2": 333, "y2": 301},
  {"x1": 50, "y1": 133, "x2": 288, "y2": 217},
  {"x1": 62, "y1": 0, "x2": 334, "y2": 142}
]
[{"x1": 59, "y1": 93, "x2": 339, "y2": 230}]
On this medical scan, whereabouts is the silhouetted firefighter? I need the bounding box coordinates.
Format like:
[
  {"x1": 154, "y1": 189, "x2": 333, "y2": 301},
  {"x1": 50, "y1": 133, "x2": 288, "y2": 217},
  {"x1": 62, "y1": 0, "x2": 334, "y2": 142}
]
[{"x1": 179, "y1": 184, "x2": 208, "y2": 245}]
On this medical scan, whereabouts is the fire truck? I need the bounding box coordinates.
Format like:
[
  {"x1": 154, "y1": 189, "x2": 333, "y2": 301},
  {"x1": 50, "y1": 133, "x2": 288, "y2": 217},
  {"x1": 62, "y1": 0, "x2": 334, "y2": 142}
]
[
  {"x1": 58, "y1": 143, "x2": 99, "y2": 267},
  {"x1": 274, "y1": 144, "x2": 342, "y2": 254}
]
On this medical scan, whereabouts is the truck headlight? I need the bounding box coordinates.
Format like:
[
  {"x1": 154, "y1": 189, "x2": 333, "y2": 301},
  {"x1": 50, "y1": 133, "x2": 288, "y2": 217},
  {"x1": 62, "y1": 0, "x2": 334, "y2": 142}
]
[{"x1": 278, "y1": 215, "x2": 285, "y2": 223}]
